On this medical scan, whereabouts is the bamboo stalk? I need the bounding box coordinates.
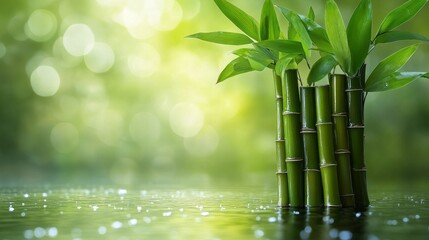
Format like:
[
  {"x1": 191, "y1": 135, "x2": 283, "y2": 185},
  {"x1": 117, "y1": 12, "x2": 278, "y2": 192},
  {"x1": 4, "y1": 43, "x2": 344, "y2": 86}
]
[
  {"x1": 346, "y1": 65, "x2": 370, "y2": 208},
  {"x1": 301, "y1": 87, "x2": 323, "y2": 208},
  {"x1": 282, "y1": 69, "x2": 304, "y2": 208},
  {"x1": 315, "y1": 85, "x2": 342, "y2": 207},
  {"x1": 273, "y1": 70, "x2": 288, "y2": 207},
  {"x1": 330, "y1": 74, "x2": 355, "y2": 207}
]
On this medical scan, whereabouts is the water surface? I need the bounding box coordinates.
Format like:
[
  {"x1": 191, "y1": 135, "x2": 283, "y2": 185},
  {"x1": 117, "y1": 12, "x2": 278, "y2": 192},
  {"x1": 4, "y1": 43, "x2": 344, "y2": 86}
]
[{"x1": 1, "y1": 186, "x2": 428, "y2": 239}]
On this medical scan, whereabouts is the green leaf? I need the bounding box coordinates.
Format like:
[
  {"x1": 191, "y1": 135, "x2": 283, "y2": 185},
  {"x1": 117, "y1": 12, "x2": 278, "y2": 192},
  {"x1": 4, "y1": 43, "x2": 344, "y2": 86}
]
[
  {"x1": 186, "y1": 32, "x2": 254, "y2": 45},
  {"x1": 217, "y1": 57, "x2": 256, "y2": 83},
  {"x1": 366, "y1": 45, "x2": 418, "y2": 88},
  {"x1": 365, "y1": 72, "x2": 427, "y2": 92},
  {"x1": 214, "y1": 0, "x2": 260, "y2": 41},
  {"x1": 279, "y1": 8, "x2": 312, "y2": 59},
  {"x1": 256, "y1": 40, "x2": 305, "y2": 55},
  {"x1": 325, "y1": 0, "x2": 351, "y2": 74},
  {"x1": 347, "y1": 0, "x2": 372, "y2": 76},
  {"x1": 308, "y1": 7, "x2": 315, "y2": 21},
  {"x1": 232, "y1": 48, "x2": 274, "y2": 70},
  {"x1": 260, "y1": 0, "x2": 280, "y2": 41},
  {"x1": 374, "y1": 31, "x2": 429, "y2": 44},
  {"x1": 307, "y1": 54, "x2": 337, "y2": 85},
  {"x1": 378, "y1": 0, "x2": 428, "y2": 35},
  {"x1": 275, "y1": 55, "x2": 299, "y2": 75}
]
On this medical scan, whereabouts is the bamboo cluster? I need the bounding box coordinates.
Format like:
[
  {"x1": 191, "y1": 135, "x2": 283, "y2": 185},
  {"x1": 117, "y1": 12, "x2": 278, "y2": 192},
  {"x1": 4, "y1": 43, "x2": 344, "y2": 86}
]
[{"x1": 276, "y1": 70, "x2": 368, "y2": 209}]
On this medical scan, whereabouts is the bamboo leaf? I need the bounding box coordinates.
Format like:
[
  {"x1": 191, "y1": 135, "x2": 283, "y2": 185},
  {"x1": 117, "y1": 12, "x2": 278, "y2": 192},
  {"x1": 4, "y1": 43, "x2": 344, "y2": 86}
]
[
  {"x1": 374, "y1": 31, "x2": 429, "y2": 44},
  {"x1": 347, "y1": 0, "x2": 372, "y2": 76},
  {"x1": 232, "y1": 48, "x2": 274, "y2": 69},
  {"x1": 366, "y1": 45, "x2": 418, "y2": 88},
  {"x1": 325, "y1": 0, "x2": 351, "y2": 74},
  {"x1": 308, "y1": 7, "x2": 315, "y2": 21},
  {"x1": 279, "y1": 8, "x2": 312, "y2": 59},
  {"x1": 378, "y1": 0, "x2": 428, "y2": 35},
  {"x1": 217, "y1": 57, "x2": 256, "y2": 83},
  {"x1": 260, "y1": 0, "x2": 280, "y2": 41},
  {"x1": 186, "y1": 32, "x2": 254, "y2": 45},
  {"x1": 275, "y1": 55, "x2": 299, "y2": 75},
  {"x1": 214, "y1": 0, "x2": 260, "y2": 41},
  {"x1": 365, "y1": 72, "x2": 427, "y2": 92},
  {"x1": 256, "y1": 40, "x2": 305, "y2": 55},
  {"x1": 307, "y1": 54, "x2": 337, "y2": 85}
]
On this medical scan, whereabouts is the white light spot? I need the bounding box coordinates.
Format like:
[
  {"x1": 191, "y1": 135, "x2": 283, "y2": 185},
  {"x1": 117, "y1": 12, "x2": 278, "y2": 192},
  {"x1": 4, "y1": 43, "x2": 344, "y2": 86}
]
[
  {"x1": 181, "y1": 0, "x2": 201, "y2": 20},
  {"x1": 26, "y1": 9, "x2": 57, "y2": 41},
  {"x1": 21, "y1": 212, "x2": 26, "y2": 217},
  {"x1": 143, "y1": 217, "x2": 151, "y2": 224},
  {"x1": 63, "y1": 24, "x2": 95, "y2": 56},
  {"x1": 118, "y1": 189, "x2": 127, "y2": 195},
  {"x1": 137, "y1": 206, "x2": 142, "y2": 212},
  {"x1": 84, "y1": 42, "x2": 115, "y2": 73},
  {"x1": 24, "y1": 230, "x2": 33, "y2": 239},
  {"x1": 200, "y1": 212, "x2": 209, "y2": 216},
  {"x1": 129, "y1": 112, "x2": 161, "y2": 144},
  {"x1": 268, "y1": 217, "x2": 276, "y2": 223},
  {"x1": 92, "y1": 206, "x2": 99, "y2": 211},
  {"x1": 30, "y1": 65, "x2": 60, "y2": 97},
  {"x1": 98, "y1": 226, "x2": 107, "y2": 235},
  {"x1": 127, "y1": 43, "x2": 160, "y2": 78},
  {"x1": 403, "y1": 217, "x2": 409, "y2": 223},
  {"x1": 50, "y1": 122, "x2": 79, "y2": 153},
  {"x1": 151, "y1": 0, "x2": 183, "y2": 31},
  {"x1": 47, "y1": 227, "x2": 58, "y2": 237},
  {"x1": 163, "y1": 211, "x2": 172, "y2": 217},
  {"x1": 128, "y1": 218, "x2": 138, "y2": 225},
  {"x1": 111, "y1": 221, "x2": 122, "y2": 229},
  {"x1": 169, "y1": 102, "x2": 204, "y2": 138},
  {"x1": 42, "y1": 193, "x2": 48, "y2": 197},
  {"x1": 9, "y1": 205, "x2": 15, "y2": 212},
  {"x1": 34, "y1": 227, "x2": 46, "y2": 238},
  {"x1": 254, "y1": 229, "x2": 264, "y2": 238},
  {"x1": 339, "y1": 230, "x2": 353, "y2": 240}
]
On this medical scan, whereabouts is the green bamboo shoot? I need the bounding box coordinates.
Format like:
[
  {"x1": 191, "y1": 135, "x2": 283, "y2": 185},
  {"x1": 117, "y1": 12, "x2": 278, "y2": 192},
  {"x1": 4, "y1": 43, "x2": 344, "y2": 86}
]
[
  {"x1": 346, "y1": 66, "x2": 370, "y2": 208},
  {"x1": 274, "y1": 70, "x2": 288, "y2": 207},
  {"x1": 282, "y1": 69, "x2": 304, "y2": 208},
  {"x1": 301, "y1": 86, "x2": 323, "y2": 207},
  {"x1": 315, "y1": 85, "x2": 342, "y2": 207},
  {"x1": 330, "y1": 74, "x2": 355, "y2": 207}
]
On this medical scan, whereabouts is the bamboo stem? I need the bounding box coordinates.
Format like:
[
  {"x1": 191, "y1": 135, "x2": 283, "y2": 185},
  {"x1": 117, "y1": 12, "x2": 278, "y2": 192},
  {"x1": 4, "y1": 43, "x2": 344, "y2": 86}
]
[
  {"x1": 346, "y1": 65, "x2": 370, "y2": 208},
  {"x1": 301, "y1": 87, "x2": 323, "y2": 207},
  {"x1": 282, "y1": 69, "x2": 304, "y2": 208},
  {"x1": 330, "y1": 74, "x2": 355, "y2": 207},
  {"x1": 315, "y1": 85, "x2": 342, "y2": 207},
  {"x1": 273, "y1": 70, "x2": 288, "y2": 207}
]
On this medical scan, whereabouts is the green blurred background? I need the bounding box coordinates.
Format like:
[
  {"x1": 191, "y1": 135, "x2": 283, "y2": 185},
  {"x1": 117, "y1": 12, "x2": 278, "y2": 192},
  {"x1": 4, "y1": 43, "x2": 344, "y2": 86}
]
[{"x1": 1, "y1": 0, "x2": 428, "y2": 187}]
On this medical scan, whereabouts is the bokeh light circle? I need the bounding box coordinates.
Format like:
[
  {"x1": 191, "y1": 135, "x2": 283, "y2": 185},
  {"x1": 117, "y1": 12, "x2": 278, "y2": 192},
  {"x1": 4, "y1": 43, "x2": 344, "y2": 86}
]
[
  {"x1": 127, "y1": 43, "x2": 160, "y2": 78},
  {"x1": 84, "y1": 42, "x2": 115, "y2": 73},
  {"x1": 169, "y1": 102, "x2": 204, "y2": 138},
  {"x1": 63, "y1": 24, "x2": 95, "y2": 56},
  {"x1": 26, "y1": 9, "x2": 57, "y2": 41},
  {"x1": 30, "y1": 65, "x2": 61, "y2": 97}
]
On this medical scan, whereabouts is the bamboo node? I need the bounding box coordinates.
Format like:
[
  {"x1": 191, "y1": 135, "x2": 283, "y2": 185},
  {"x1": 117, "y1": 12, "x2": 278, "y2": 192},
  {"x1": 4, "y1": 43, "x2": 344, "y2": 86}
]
[
  {"x1": 352, "y1": 168, "x2": 367, "y2": 172},
  {"x1": 275, "y1": 139, "x2": 285, "y2": 143},
  {"x1": 345, "y1": 88, "x2": 363, "y2": 92},
  {"x1": 320, "y1": 163, "x2": 337, "y2": 168},
  {"x1": 275, "y1": 171, "x2": 288, "y2": 175},
  {"x1": 300, "y1": 128, "x2": 317, "y2": 134},
  {"x1": 304, "y1": 169, "x2": 321, "y2": 172},
  {"x1": 326, "y1": 204, "x2": 342, "y2": 207},
  {"x1": 348, "y1": 125, "x2": 365, "y2": 129},
  {"x1": 275, "y1": 95, "x2": 283, "y2": 100},
  {"x1": 335, "y1": 149, "x2": 351, "y2": 154},
  {"x1": 285, "y1": 158, "x2": 304, "y2": 162},
  {"x1": 315, "y1": 122, "x2": 333, "y2": 126},
  {"x1": 283, "y1": 111, "x2": 301, "y2": 116},
  {"x1": 332, "y1": 112, "x2": 347, "y2": 117}
]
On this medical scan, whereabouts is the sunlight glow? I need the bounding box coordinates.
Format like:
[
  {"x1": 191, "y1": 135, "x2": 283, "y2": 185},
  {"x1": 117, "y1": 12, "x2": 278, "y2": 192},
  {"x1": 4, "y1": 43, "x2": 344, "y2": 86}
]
[
  {"x1": 50, "y1": 122, "x2": 79, "y2": 153},
  {"x1": 127, "y1": 43, "x2": 160, "y2": 78},
  {"x1": 30, "y1": 65, "x2": 60, "y2": 97},
  {"x1": 84, "y1": 42, "x2": 115, "y2": 73},
  {"x1": 63, "y1": 24, "x2": 95, "y2": 56},
  {"x1": 25, "y1": 9, "x2": 57, "y2": 42},
  {"x1": 169, "y1": 102, "x2": 204, "y2": 138}
]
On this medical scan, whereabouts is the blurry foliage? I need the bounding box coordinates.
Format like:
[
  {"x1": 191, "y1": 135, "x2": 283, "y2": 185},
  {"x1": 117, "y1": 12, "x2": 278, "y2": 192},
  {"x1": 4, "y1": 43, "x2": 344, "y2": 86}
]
[{"x1": 0, "y1": 0, "x2": 429, "y2": 186}]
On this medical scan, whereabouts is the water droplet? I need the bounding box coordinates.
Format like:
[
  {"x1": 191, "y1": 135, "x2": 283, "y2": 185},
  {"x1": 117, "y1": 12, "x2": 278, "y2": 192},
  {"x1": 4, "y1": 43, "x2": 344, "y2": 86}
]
[
  {"x1": 47, "y1": 227, "x2": 58, "y2": 237},
  {"x1": 128, "y1": 218, "x2": 138, "y2": 226},
  {"x1": 9, "y1": 205, "x2": 15, "y2": 212},
  {"x1": 268, "y1": 217, "x2": 276, "y2": 223},
  {"x1": 21, "y1": 212, "x2": 26, "y2": 217},
  {"x1": 24, "y1": 230, "x2": 33, "y2": 239},
  {"x1": 34, "y1": 227, "x2": 46, "y2": 238},
  {"x1": 92, "y1": 206, "x2": 99, "y2": 211},
  {"x1": 98, "y1": 226, "x2": 107, "y2": 235},
  {"x1": 24, "y1": 194, "x2": 29, "y2": 198},
  {"x1": 415, "y1": 214, "x2": 421, "y2": 219},
  {"x1": 355, "y1": 212, "x2": 362, "y2": 218},
  {"x1": 42, "y1": 193, "x2": 48, "y2": 197},
  {"x1": 403, "y1": 217, "x2": 409, "y2": 223},
  {"x1": 137, "y1": 206, "x2": 142, "y2": 212}
]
